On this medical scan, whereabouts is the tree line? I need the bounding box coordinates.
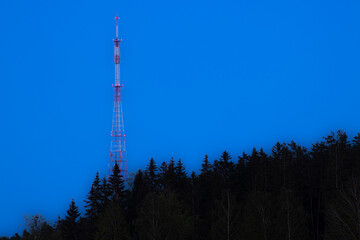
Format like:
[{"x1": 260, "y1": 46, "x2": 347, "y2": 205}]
[{"x1": 4, "y1": 130, "x2": 360, "y2": 240}]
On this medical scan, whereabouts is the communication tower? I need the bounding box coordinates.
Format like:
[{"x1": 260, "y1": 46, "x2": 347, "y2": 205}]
[{"x1": 109, "y1": 16, "x2": 127, "y2": 178}]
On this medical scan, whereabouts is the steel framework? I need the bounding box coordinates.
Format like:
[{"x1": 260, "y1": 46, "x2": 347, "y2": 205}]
[{"x1": 109, "y1": 16, "x2": 127, "y2": 178}]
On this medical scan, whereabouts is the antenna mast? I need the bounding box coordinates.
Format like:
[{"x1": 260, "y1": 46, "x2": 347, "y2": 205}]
[{"x1": 109, "y1": 16, "x2": 127, "y2": 178}]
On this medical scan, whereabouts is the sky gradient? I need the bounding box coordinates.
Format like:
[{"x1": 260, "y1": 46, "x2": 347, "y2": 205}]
[{"x1": 1, "y1": 0, "x2": 360, "y2": 236}]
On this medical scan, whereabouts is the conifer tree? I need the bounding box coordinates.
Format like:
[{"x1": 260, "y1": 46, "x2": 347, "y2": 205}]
[
  {"x1": 214, "y1": 151, "x2": 234, "y2": 187},
  {"x1": 175, "y1": 159, "x2": 186, "y2": 179},
  {"x1": 234, "y1": 153, "x2": 247, "y2": 198},
  {"x1": 159, "y1": 161, "x2": 167, "y2": 175},
  {"x1": 108, "y1": 163, "x2": 126, "y2": 208},
  {"x1": 158, "y1": 161, "x2": 168, "y2": 192},
  {"x1": 200, "y1": 154, "x2": 211, "y2": 176},
  {"x1": 271, "y1": 142, "x2": 290, "y2": 191},
  {"x1": 99, "y1": 177, "x2": 111, "y2": 212},
  {"x1": 145, "y1": 158, "x2": 158, "y2": 192},
  {"x1": 85, "y1": 172, "x2": 101, "y2": 222},
  {"x1": 167, "y1": 158, "x2": 176, "y2": 178},
  {"x1": 324, "y1": 130, "x2": 350, "y2": 190},
  {"x1": 61, "y1": 199, "x2": 80, "y2": 240},
  {"x1": 128, "y1": 170, "x2": 147, "y2": 223},
  {"x1": 164, "y1": 158, "x2": 177, "y2": 193},
  {"x1": 175, "y1": 158, "x2": 188, "y2": 190},
  {"x1": 132, "y1": 170, "x2": 147, "y2": 202},
  {"x1": 175, "y1": 158, "x2": 190, "y2": 203}
]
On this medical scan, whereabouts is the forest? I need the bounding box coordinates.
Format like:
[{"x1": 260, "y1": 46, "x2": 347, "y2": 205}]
[{"x1": 3, "y1": 130, "x2": 360, "y2": 240}]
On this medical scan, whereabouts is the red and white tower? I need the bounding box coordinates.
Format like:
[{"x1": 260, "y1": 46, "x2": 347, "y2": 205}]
[{"x1": 109, "y1": 16, "x2": 127, "y2": 178}]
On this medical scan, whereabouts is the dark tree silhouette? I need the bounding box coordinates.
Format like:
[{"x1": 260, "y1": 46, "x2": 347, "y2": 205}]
[
  {"x1": 85, "y1": 172, "x2": 101, "y2": 222},
  {"x1": 13, "y1": 130, "x2": 360, "y2": 240},
  {"x1": 108, "y1": 163, "x2": 126, "y2": 208},
  {"x1": 145, "y1": 158, "x2": 158, "y2": 192},
  {"x1": 61, "y1": 199, "x2": 80, "y2": 240}
]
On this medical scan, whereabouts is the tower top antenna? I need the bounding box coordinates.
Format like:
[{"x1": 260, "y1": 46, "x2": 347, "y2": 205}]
[{"x1": 115, "y1": 16, "x2": 119, "y2": 39}]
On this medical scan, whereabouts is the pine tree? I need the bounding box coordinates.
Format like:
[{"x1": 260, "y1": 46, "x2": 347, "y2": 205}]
[
  {"x1": 164, "y1": 158, "x2": 177, "y2": 194},
  {"x1": 175, "y1": 159, "x2": 186, "y2": 179},
  {"x1": 167, "y1": 158, "x2": 176, "y2": 177},
  {"x1": 127, "y1": 170, "x2": 147, "y2": 226},
  {"x1": 213, "y1": 151, "x2": 234, "y2": 187},
  {"x1": 99, "y1": 177, "x2": 111, "y2": 212},
  {"x1": 232, "y1": 154, "x2": 247, "y2": 201},
  {"x1": 61, "y1": 199, "x2": 80, "y2": 240},
  {"x1": 132, "y1": 170, "x2": 147, "y2": 202},
  {"x1": 200, "y1": 154, "x2": 211, "y2": 176},
  {"x1": 145, "y1": 158, "x2": 158, "y2": 192},
  {"x1": 159, "y1": 161, "x2": 168, "y2": 175},
  {"x1": 158, "y1": 161, "x2": 168, "y2": 192},
  {"x1": 175, "y1": 158, "x2": 190, "y2": 203},
  {"x1": 247, "y1": 148, "x2": 260, "y2": 192},
  {"x1": 324, "y1": 130, "x2": 350, "y2": 190},
  {"x1": 271, "y1": 142, "x2": 289, "y2": 191},
  {"x1": 108, "y1": 163, "x2": 126, "y2": 208},
  {"x1": 85, "y1": 172, "x2": 101, "y2": 222},
  {"x1": 175, "y1": 158, "x2": 188, "y2": 189}
]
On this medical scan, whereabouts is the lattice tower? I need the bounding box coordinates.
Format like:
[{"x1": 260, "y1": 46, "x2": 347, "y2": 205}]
[{"x1": 109, "y1": 16, "x2": 127, "y2": 178}]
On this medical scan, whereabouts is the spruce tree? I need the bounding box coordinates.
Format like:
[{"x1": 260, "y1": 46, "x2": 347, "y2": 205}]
[
  {"x1": 61, "y1": 199, "x2": 80, "y2": 240},
  {"x1": 200, "y1": 154, "x2": 211, "y2": 176},
  {"x1": 214, "y1": 151, "x2": 234, "y2": 187},
  {"x1": 175, "y1": 159, "x2": 186, "y2": 179},
  {"x1": 132, "y1": 170, "x2": 147, "y2": 202},
  {"x1": 145, "y1": 158, "x2": 158, "y2": 192},
  {"x1": 109, "y1": 163, "x2": 126, "y2": 208},
  {"x1": 164, "y1": 158, "x2": 177, "y2": 193},
  {"x1": 99, "y1": 177, "x2": 111, "y2": 212},
  {"x1": 233, "y1": 153, "x2": 247, "y2": 201},
  {"x1": 158, "y1": 161, "x2": 168, "y2": 192},
  {"x1": 128, "y1": 170, "x2": 147, "y2": 225},
  {"x1": 175, "y1": 158, "x2": 190, "y2": 202},
  {"x1": 85, "y1": 172, "x2": 101, "y2": 222}
]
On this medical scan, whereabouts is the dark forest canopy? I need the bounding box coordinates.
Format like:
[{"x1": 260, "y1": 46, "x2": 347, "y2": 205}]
[{"x1": 5, "y1": 130, "x2": 360, "y2": 240}]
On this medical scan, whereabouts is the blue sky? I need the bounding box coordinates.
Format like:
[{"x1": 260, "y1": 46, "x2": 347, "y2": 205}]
[{"x1": 1, "y1": 0, "x2": 360, "y2": 236}]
